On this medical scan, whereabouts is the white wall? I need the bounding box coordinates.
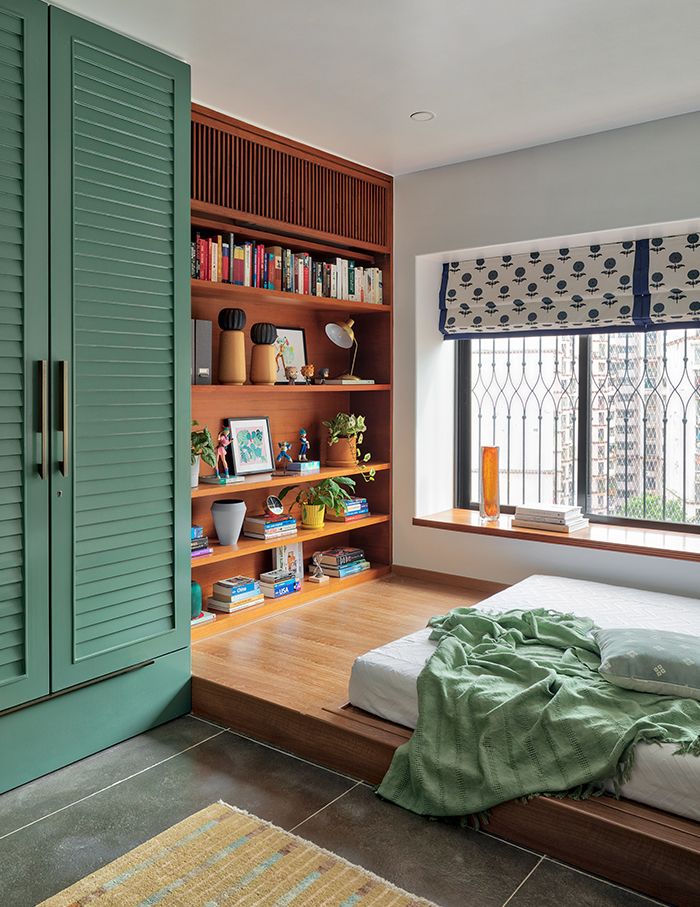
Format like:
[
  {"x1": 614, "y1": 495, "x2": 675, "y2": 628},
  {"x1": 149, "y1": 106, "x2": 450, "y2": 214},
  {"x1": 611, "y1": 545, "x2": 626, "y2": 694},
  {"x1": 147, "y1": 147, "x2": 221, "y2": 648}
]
[{"x1": 394, "y1": 112, "x2": 700, "y2": 597}]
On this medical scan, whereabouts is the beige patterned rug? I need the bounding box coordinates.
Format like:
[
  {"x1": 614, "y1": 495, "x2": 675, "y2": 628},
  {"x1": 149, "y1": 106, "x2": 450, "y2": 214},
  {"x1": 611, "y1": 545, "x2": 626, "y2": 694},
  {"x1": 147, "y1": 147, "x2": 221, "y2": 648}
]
[{"x1": 40, "y1": 801, "x2": 436, "y2": 906}]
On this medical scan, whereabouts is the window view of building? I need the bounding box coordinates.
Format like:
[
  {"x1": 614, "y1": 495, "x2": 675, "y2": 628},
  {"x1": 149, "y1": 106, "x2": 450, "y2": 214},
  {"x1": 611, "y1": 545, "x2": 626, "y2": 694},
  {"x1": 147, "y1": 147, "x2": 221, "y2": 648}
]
[{"x1": 465, "y1": 329, "x2": 700, "y2": 524}]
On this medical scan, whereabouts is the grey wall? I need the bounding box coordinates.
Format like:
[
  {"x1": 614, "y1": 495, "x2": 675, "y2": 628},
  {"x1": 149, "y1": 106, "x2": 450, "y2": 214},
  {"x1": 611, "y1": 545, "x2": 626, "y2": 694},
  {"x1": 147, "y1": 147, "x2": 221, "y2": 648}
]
[{"x1": 394, "y1": 112, "x2": 700, "y2": 597}]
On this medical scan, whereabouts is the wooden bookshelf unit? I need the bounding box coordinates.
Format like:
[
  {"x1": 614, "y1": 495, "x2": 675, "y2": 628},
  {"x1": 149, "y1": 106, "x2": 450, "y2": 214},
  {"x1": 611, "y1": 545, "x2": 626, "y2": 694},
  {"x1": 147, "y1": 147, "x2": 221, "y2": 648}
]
[{"x1": 190, "y1": 106, "x2": 393, "y2": 635}]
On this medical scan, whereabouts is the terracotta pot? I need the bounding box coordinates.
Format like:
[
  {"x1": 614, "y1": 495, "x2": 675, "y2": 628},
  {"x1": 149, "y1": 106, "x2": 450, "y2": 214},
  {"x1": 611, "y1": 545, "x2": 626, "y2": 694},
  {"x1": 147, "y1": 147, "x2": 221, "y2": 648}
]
[
  {"x1": 301, "y1": 503, "x2": 325, "y2": 529},
  {"x1": 250, "y1": 343, "x2": 276, "y2": 385},
  {"x1": 325, "y1": 434, "x2": 357, "y2": 467},
  {"x1": 218, "y1": 330, "x2": 246, "y2": 384}
]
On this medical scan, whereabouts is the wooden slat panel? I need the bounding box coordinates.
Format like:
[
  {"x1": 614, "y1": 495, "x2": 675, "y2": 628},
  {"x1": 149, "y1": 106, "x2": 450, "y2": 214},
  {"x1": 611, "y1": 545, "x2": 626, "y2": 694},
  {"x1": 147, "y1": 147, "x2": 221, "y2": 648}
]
[{"x1": 191, "y1": 107, "x2": 392, "y2": 251}]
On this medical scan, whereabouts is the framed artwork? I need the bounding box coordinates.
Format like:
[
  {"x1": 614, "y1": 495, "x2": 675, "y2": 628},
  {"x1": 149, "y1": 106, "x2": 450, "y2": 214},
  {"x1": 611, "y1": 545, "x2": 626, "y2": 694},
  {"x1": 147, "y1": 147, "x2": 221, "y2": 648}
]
[
  {"x1": 274, "y1": 327, "x2": 307, "y2": 384},
  {"x1": 227, "y1": 416, "x2": 275, "y2": 475},
  {"x1": 273, "y1": 541, "x2": 304, "y2": 582}
]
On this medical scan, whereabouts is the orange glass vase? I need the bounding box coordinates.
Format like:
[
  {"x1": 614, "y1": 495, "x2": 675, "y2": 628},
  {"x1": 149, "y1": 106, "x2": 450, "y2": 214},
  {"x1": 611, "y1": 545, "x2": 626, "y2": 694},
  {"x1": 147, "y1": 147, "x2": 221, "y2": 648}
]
[{"x1": 479, "y1": 446, "x2": 500, "y2": 521}]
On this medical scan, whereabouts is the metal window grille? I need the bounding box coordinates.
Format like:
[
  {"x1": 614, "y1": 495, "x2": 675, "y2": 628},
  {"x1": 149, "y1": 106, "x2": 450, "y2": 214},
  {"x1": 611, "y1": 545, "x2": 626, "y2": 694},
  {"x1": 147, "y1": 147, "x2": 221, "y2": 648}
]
[{"x1": 456, "y1": 328, "x2": 700, "y2": 528}]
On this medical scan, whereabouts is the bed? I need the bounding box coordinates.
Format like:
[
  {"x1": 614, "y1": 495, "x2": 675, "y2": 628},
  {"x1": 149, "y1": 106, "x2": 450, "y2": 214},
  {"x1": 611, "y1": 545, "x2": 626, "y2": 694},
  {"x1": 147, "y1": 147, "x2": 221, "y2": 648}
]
[{"x1": 349, "y1": 573, "x2": 700, "y2": 822}]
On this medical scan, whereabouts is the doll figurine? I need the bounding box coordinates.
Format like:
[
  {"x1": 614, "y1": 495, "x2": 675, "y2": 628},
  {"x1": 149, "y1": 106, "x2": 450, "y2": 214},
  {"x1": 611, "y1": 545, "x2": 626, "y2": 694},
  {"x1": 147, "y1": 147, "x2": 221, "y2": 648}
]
[
  {"x1": 298, "y1": 428, "x2": 309, "y2": 462},
  {"x1": 285, "y1": 365, "x2": 298, "y2": 385},
  {"x1": 276, "y1": 440, "x2": 293, "y2": 471},
  {"x1": 215, "y1": 427, "x2": 231, "y2": 478},
  {"x1": 301, "y1": 364, "x2": 315, "y2": 384}
]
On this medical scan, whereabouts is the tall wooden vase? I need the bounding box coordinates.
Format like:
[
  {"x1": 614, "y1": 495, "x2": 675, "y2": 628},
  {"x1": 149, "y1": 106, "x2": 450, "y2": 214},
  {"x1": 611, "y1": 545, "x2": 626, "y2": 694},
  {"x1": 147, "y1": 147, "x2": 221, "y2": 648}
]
[
  {"x1": 218, "y1": 308, "x2": 247, "y2": 385},
  {"x1": 250, "y1": 322, "x2": 278, "y2": 386}
]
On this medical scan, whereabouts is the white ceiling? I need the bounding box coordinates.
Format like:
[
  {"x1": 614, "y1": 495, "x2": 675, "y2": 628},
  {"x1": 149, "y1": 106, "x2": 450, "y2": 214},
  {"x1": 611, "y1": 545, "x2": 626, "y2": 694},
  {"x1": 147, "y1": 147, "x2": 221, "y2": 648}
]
[{"x1": 53, "y1": 0, "x2": 700, "y2": 175}]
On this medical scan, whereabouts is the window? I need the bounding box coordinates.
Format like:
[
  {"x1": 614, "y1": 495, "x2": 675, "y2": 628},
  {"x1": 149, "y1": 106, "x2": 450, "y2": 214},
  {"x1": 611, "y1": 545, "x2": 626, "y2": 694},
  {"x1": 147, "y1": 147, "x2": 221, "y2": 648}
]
[{"x1": 456, "y1": 328, "x2": 700, "y2": 527}]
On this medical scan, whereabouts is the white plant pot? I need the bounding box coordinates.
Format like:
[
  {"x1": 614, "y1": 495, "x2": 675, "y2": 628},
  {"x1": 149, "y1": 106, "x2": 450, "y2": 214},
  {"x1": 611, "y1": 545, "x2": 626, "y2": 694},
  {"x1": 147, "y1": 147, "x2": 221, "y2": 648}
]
[
  {"x1": 191, "y1": 456, "x2": 200, "y2": 489},
  {"x1": 211, "y1": 499, "x2": 247, "y2": 546}
]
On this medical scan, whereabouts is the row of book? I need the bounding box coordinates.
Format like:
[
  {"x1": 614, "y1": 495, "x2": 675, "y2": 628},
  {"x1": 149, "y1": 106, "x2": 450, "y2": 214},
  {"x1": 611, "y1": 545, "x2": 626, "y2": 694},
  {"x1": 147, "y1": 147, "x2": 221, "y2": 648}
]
[
  {"x1": 325, "y1": 497, "x2": 369, "y2": 523},
  {"x1": 511, "y1": 503, "x2": 589, "y2": 533},
  {"x1": 207, "y1": 575, "x2": 264, "y2": 613},
  {"x1": 243, "y1": 512, "x2": 297, "y2": 541},
  {"x1": 191, "y1": 525, "x2": 213, "y2": 559},
  {"x1": 191, "y1": 232, "x2": 383, "y2": 304}
]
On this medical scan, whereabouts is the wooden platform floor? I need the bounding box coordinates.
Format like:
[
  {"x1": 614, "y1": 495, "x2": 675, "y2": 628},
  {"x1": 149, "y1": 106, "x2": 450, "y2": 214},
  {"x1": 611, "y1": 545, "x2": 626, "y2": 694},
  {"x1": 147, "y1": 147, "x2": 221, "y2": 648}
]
[{"x1": 192, "y1": 573, "x2": 485, "y2": 721}]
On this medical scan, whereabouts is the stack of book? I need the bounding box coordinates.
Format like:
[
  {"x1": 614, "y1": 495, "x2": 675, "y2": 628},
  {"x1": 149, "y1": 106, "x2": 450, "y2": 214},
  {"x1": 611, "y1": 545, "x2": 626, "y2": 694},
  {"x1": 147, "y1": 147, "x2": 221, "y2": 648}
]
[
  {"x1": 191, "y1": 610, "x2": 215, "y2": 628},
  {"x1": 259, "y1": 569, "x2": 301, "y2": 599},
  {"x1": 243, "y1": 512, "x2": 297, "y2": 541},
  {"x1": 206, "y1": 576, "x2": 264, "y2": 614},
  {"x1": 191, "y1": 525, "x2": 213, "y2": 559},
  {"x1": 326, "y1": 497, "x2": 369, "y2": 523},
  {"x1": 282, "y1": 460, "x2": 321, "y2": 475},
  {"x1": 318, "y1": 547, "x2": 371, "y2": 578},
  {"x1": 512, "y1": 503, "x2": 589, "y2": 533},
  {"x1": 191, "y1": 232, "x2": 383, "y2": 304}
]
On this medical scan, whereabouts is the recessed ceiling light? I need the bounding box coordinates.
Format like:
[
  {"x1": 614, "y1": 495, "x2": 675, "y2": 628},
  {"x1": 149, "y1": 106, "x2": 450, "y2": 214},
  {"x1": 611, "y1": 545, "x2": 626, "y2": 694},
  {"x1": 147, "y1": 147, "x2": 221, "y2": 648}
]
[{"x1": 409, "y1": 110, "x2": 435, "y2": 122}]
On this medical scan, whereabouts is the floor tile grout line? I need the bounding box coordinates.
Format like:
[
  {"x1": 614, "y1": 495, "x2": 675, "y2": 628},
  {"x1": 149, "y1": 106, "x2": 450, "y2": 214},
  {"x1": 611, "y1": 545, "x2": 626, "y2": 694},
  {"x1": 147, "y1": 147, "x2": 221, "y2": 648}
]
[
  {"x1": 288, "y1": 780, "x2": 363, "y2": 833},
  {"x1": 0, "y1": 729, "x2": 226, "y2": 843},
  {"x1": 188, "y1": 713, "x2": 229, "y2": 731},
  {"x1": 222, "y1": 726, "x2": 362, "y2": 784},
  {"x1": 500, "y1": 855, "x2": 544, "y2": 907},
  {"x1": 542, "y1": 856, "x2": 668, "y2": 906}
]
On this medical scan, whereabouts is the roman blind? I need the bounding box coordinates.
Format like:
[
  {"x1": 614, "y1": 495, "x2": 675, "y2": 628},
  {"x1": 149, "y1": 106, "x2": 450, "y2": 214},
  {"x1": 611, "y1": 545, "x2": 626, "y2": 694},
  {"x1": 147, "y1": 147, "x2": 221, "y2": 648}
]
[{"x1": 439, "y1": 232, "x2": 700, "y2": 339}]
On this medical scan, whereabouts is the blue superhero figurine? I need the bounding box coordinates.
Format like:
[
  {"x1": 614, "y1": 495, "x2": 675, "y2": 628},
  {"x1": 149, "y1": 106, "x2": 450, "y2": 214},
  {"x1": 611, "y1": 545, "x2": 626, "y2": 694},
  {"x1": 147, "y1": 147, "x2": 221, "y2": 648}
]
[
  {"x1": 276, "y1": 440, "x2": 293, "y2": 471},
  {"x1": 298, "y1": 428, "x2": 309, "y2": 462}
]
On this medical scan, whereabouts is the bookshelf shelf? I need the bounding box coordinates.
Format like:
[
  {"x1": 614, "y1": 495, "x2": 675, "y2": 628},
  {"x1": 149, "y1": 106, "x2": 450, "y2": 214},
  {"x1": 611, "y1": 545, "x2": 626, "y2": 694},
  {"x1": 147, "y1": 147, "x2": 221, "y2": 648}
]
[
  {"x1": 191, "y1": 514, "x2": 390, "y2": 568},
  {"x1": 192, "y1": 463, "x2": 390, "y2": 500},
  {"x1": 191, "y1": 280, "x2": 390, "y2": 314},
  {"x1": 191, "y1": 564, "x2": 392, "y2": 642},
  {"x1": 192, "y1": 383, "x2": 391, "y2": 395}
]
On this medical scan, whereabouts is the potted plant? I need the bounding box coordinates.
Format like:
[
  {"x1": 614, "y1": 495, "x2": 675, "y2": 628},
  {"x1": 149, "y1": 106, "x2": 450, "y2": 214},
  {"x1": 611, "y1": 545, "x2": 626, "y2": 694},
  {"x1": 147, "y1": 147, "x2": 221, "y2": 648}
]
[
  {"x1": 190, "y1": 420, "x2": 216, "y2": 488},
  {"x1": 322, "y1": 412, "x2": 375, "y2": 479},
  {"x1": 280, "y1": 476, "x2": 356, "y2": 529}
]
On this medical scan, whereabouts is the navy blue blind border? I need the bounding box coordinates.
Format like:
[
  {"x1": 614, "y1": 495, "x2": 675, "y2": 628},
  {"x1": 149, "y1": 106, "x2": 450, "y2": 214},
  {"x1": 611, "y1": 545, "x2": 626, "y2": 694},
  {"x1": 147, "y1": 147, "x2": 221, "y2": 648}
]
[{"x1": 439, "y1": 233, "x2": 700, "y2": 340}]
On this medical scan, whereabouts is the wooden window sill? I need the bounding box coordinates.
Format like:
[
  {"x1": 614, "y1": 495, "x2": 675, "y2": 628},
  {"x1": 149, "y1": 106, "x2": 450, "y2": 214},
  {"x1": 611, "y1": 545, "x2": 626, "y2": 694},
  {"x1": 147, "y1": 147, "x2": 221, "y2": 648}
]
[{"x1": 412, "y1": 509, "x2": 700, "y2": 563}]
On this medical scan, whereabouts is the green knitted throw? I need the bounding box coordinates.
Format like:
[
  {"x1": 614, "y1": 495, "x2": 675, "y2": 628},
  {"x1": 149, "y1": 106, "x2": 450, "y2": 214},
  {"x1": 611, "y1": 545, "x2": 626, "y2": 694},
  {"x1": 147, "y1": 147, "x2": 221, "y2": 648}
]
[{"x1": 377, "y1": 608, "x2": 700, "y2": 818}]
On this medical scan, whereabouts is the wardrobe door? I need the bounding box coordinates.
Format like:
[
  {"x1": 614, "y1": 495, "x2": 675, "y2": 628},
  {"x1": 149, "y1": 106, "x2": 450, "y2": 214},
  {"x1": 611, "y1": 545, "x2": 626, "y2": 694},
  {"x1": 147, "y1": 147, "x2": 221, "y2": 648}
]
[
  {"x1": 50, "y1": 8, "x2": 190, "y2": 690},
  {"x1": 0, "y1": 0, "x2": 49, "y2": 712}
]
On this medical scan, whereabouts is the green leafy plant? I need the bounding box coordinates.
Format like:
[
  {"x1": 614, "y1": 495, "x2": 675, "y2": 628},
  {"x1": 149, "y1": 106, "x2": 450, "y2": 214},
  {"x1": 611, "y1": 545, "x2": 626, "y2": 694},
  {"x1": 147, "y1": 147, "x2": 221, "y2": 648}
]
[
  {"x1": 279, "y1": 476, "x2": 356, "y2": 513},
  {"x1": 322, "y1": 412, "x2": 375, "y2": 480},
  {"x1": 191, "y1": 420, "x2": 216, "y2": 468}
]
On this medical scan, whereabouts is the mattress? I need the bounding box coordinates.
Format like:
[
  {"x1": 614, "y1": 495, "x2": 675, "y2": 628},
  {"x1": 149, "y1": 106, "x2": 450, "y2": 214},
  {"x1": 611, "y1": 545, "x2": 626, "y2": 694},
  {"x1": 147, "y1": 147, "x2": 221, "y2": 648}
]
[{"x1": 349, "y1": 574, "x2": 700, "y2": 822}]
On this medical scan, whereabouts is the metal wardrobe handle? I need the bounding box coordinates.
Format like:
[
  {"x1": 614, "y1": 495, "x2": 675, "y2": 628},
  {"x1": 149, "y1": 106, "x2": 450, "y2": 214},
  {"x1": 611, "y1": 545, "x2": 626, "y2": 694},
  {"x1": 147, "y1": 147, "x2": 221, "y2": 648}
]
[
  {"x1": 60, "y1": 360, "x2": 69, "y2": 477},
  {"x1": 39, "y1": 360, "x2": 48, "y2": 479}
]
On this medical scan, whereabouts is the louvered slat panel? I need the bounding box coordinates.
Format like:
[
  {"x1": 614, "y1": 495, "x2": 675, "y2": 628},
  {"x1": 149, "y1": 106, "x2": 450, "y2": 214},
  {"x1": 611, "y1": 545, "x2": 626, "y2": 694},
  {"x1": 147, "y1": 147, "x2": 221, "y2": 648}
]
[
  {"x1": 0, "y1": 0, "x2": 48, "y2": 711},
  {"x1": 50, "y1": 8, "x2": 189, "y2": 684},
  {"x1": 190, "y1": 107, "x2": 392, "y2": 252}
]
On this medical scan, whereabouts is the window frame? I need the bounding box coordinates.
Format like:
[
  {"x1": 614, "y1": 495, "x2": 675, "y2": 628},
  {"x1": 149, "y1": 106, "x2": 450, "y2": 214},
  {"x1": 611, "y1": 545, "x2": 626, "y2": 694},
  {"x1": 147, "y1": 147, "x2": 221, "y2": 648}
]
[{"x1": 454, "y1": 336, "x2": 700, "y2": 535}]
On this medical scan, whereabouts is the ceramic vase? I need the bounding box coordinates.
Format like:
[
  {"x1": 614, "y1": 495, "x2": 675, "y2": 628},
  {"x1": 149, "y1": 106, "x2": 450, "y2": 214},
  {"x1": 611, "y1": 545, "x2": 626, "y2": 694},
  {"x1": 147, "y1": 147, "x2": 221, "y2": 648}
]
[
  {"x1": 219, "y1": 331, "x2": 246, "y2": 384},
  {"x1": 211, "y1": 499, "x2": 247, "y2": 546},
  {"x1": 479, "y1": 446, "x2": 500, "y2": 521},
  {"x1": 325, "y1": 435, "x2": 357, "y2": 467},
  {"x1": 301, "y1": 503, "x2": 325, "y2": 530},
  {"x1": 191, "y1": 581, "x2": 203, "y2": 620},
  {"x1": 191, "y1": 456, "x2": 200, "y2": 489},
  {"x1": 250, "y1": 322, "x2": 278, "y2": 385}
]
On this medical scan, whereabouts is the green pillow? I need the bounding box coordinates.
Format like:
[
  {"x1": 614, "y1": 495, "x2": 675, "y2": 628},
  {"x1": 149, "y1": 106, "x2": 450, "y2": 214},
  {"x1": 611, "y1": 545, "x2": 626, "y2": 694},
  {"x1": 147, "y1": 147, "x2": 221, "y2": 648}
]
[{"x1": 595, "y1": 627, "x2": 700, "y2": 702}]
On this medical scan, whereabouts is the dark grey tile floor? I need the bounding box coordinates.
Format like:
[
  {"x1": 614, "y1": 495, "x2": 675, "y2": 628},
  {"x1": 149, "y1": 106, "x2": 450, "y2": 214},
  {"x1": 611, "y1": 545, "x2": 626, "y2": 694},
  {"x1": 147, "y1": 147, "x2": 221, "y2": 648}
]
[{"x1": 0, "y1": 715, "x2": 664, "y2": 907}]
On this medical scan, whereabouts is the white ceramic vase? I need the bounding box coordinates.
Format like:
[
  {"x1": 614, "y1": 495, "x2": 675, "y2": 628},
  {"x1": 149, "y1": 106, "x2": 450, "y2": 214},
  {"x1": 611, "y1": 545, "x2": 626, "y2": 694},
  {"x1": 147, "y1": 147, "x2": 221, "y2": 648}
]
[{"x1": 211, "y1": 499, "x2": 247, "y2": 546}]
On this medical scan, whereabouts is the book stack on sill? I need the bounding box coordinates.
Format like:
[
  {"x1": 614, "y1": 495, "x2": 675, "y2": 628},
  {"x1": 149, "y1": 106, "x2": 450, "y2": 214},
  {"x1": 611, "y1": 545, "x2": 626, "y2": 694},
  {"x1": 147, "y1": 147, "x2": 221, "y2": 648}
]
[
  {"x1": 512, "y1": 504, "x2": 589, "y2": 533},
  {"x1": 326, "y1": 497, "x2": 369, "y2": 523},
  {"x1": 259, "y1": 569, "x2": 301, "y2": 599},
  {"x1": 207, "y1": 576, "x2": 264, "y2": 614},
  {"x1": 243, "y1": 512, "x2": 297, "y2": 541},
  {"x1": 191, "y1": 525, "x2": 213, "y2": 559},
  {"x1": 319, "y1": 547, "x2": 371, "y2": 578}
]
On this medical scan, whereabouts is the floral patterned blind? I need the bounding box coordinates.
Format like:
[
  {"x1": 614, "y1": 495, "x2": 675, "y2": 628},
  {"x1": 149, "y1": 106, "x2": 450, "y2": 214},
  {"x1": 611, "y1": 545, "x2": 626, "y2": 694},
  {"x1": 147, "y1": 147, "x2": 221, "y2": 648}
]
[{"x1": 439, "y1": 232, "x2": 700, "y2": 339}]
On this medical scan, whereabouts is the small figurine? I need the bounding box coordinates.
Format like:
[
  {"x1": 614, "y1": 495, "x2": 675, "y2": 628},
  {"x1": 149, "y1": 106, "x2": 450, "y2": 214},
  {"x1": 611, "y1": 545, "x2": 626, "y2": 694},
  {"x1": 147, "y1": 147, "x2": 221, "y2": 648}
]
[
  {"x1": 276, "y1": 440, "x2": 293, "y2": 471},
  {"x1": 215, "y1": 427, "x2": 231, "y2": 478},
  {"x1": 285, "y1": 365, "x2": 298, "y2": 385},
  {"x1": 314, "y1": 367, "x2": 330, "y2": 385},
  {"x1": 301, "y1": 364, "x2": 315, "y2": 384},
  {"x1": 298, "y1": 428, "x2": 309, "y2": 462},
  {"x1": 308, "y1": 550, "x2": 329, "y2": 584}
]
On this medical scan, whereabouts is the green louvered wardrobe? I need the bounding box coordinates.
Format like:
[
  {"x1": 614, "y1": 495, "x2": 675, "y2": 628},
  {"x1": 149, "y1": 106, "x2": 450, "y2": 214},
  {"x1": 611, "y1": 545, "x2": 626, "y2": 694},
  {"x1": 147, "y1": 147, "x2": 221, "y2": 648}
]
[{"x1": 0, "y1": 0, "x2": 191, "y2": 793}]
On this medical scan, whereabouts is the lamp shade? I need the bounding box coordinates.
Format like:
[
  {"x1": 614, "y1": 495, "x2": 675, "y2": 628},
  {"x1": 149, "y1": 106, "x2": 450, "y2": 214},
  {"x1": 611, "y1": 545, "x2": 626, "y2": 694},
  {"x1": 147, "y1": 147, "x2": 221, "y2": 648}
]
[{"x1": 325, "y1": 319, "x2": 355, "y2": 349}]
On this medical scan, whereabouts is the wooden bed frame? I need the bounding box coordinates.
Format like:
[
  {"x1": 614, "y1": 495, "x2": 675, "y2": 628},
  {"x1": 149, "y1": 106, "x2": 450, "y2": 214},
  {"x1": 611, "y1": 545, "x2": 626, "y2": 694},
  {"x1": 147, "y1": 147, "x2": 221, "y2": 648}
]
[{"x1": 193, "y1": 679, "x2": 700, "y2": 906}]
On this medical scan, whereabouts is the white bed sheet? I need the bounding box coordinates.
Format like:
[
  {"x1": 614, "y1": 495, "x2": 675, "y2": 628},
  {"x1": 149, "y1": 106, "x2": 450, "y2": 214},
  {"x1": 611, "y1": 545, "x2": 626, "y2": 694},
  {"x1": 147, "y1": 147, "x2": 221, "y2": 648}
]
[{"x1": 349, "y1": 574, "x2": 700, "y2": 822}]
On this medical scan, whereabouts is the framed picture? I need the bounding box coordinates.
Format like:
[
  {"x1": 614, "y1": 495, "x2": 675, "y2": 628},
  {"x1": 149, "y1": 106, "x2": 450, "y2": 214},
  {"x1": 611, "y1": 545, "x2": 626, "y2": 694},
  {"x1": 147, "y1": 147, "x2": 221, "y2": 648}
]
[
  {"x1": 274, "y1": 327, "x2": 307, "y2": 384},
  {"x1": 273, "y1": 542, "x2": 304, "y2": 582},
  {"x1": 227, "y1": 416, "x2": 275, "y2": 476}
]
